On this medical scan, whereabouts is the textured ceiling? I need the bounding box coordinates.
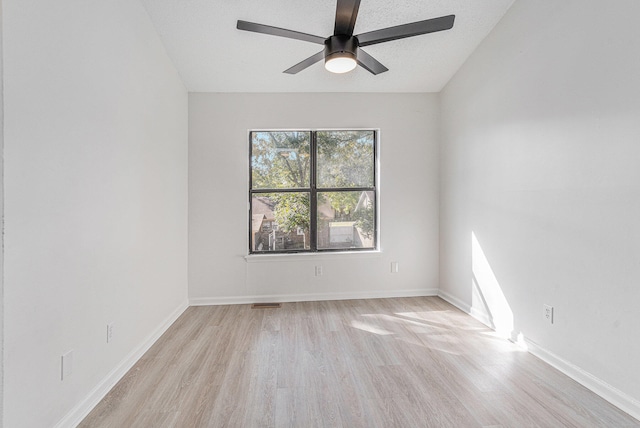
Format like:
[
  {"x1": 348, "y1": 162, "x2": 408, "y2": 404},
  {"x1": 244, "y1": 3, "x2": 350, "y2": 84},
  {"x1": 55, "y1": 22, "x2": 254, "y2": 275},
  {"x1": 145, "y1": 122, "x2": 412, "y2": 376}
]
[{"x1": 139, "y1": 0, "x2": 514, "y2": 92}]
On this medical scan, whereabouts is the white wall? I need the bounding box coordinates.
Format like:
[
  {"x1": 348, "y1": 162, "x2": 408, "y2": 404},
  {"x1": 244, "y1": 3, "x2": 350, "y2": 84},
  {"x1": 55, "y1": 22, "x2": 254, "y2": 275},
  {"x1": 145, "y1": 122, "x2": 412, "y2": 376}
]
[
  {"x1": 440, "y1": 0, "x2": 640, "y2": 418},
  {"x1": 189, "y1": 93, "x2": 439, "y2": 303},
  {"x1": 3, "y1": 0, "x2": 188, "y2": 426},
  {"x1": 0, "y1": 0, "x2": 4, "y2": 425}
]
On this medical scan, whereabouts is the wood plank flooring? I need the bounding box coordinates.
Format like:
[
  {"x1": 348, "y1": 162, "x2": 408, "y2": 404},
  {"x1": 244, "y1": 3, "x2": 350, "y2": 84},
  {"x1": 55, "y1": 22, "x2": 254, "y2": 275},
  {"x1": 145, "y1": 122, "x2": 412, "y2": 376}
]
[{"x1": 80, "y1": 297, "x2": 640, "y2": 427}]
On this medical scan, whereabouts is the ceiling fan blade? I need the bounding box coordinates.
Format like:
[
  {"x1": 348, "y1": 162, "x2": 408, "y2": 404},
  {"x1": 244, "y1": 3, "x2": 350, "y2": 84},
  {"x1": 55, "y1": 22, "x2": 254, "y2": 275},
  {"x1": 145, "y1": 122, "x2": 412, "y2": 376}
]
[
  {"x1": 283, "y1": 51, "x2": 325, "y2": 74},
  {"x1": 356, "y1": 14, "x2": 455, "y2": 47},
  {"x1": 237, "y1": 20, "x2": 325, "y2": 45},
  {"x1": 334, "y1": 0, "x2": 361, "y2": 36},
  {"x1": 356, "y1": 48, "x2": 388, "y2": 75}
]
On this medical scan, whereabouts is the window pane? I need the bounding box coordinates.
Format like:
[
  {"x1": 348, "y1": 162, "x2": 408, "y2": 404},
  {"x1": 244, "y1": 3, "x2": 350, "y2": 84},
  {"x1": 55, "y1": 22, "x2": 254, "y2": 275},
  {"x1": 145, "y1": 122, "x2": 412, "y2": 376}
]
[
  {"x1": 317, "y1": 191, "x2": 375, "y2": 250},
  {"x1": 251, "y1": 193, "x2": 311, "y2": 252},
  {"x1": 251, "y1": 131, "x2": 310, "y2": 189},
  {"x1": 317, "y1": 131, "x2": 374, "y2": 188}
]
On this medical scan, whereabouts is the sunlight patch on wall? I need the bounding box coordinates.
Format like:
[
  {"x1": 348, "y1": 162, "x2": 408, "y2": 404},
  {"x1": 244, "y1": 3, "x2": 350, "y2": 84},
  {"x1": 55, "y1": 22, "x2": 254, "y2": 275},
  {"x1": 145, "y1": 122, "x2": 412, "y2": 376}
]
[{"x1": 471, "y1": 231, "x2": 514, "y2": 338}]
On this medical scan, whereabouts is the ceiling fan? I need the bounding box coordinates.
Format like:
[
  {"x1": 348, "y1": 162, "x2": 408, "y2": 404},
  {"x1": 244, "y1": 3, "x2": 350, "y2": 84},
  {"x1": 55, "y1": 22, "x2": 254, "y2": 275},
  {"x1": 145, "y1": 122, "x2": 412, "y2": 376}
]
[{"x1": 237, "y1": 0, "x2": 455, "y2": 75}]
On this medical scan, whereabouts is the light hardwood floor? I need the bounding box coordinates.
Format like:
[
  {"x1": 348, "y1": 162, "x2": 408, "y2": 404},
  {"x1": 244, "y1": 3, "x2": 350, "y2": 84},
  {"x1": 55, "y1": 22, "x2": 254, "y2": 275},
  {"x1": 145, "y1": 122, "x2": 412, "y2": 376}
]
[{"x1": 80, "y1": 297, "x2": 639, "y2": 427}]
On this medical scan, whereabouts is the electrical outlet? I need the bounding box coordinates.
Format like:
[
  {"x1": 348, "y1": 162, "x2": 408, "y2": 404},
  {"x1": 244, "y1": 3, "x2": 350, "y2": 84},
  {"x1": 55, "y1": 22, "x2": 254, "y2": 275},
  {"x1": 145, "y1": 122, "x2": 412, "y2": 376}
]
[
  {"x1": 315, "y1": 265, "x2": 323, "y2": 276},
  {"x1": 391, "y1": 262, "x2": 399, "y2": 273},
  {"x1": 61, "y1": 350, "x2": 73, "y2": 380},
  {"x1": 543, "y1": 304, "x2": 554, "y2": 324},
  {"x1": 107, "y1": 323, "x2": 114, "y2": 343}
]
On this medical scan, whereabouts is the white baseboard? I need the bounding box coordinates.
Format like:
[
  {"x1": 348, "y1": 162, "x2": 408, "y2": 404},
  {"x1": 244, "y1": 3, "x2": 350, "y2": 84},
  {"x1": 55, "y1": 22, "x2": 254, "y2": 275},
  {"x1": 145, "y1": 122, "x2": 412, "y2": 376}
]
[
  {"x1": 438, "y1": 290, "x2": 494, "y2": 328},
  {"x1": 55, "y1": 299, "x2": 189, "y2": 428},
  {"x1": 525, "y1": 338, "x2": 640, "y2": 422},
  {"x1": 437, "y1": 290, "x2": 471, "y2": 313},
  {"x1": 190, "y1": 288, "x2": 438, "y2": 306},
  {"x1": 437, "y1": 290, "x2": 640, "y2": 422},
  {"x1": 468, "y1": 306, "x2": 493, "y2": 329}
]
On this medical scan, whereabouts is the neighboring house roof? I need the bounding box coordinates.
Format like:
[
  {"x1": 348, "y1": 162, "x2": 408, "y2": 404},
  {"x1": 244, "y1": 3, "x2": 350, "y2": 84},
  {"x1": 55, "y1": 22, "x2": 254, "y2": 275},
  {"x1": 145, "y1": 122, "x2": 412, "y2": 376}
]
[
  {"x1": 355, "y1": 191, "x2": 373, "y2": 212},
  {"x1": 252, "y1": 196, "x2": 276, "y2": 220},
  {"x1": 252, "y1": 213, "x2": 266, "y2": 234}
]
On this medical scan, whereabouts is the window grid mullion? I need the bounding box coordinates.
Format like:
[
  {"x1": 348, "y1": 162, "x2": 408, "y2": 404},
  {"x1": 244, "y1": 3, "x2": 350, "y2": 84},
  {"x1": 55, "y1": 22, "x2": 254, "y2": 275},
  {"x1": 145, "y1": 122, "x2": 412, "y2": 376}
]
[
  {"x1": 316, "y1": 187, "x2": 376, "y2": 193},
  {"x1": 310, "y1": 131, "x2": 318, "y2": 251},
  {"x1": 251, "y1": 188, "x2": 310, "y2": 194},
  {"x1": 373, "y1": 129, "x2": 378, "y2": 250}
]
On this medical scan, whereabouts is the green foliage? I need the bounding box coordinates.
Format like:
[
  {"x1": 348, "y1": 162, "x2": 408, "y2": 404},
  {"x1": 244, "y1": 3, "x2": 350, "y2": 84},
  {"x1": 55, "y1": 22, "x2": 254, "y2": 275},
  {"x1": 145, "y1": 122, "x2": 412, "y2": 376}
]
[
  {"x1": 352, "y1": 203, "x2": 374, "y2": 239},
  {"x1": 321, "y1": 192, "x2": 359, "y2": 217},
  {"x1": 317, "y1": 131, "x2": 374, "y2": 188},
  {"x1": 252, "y1": 132, "x2": 310, "y2": 188},
  {"x1": 271, "y1": 193, "x2": 309, "y2": 233}
]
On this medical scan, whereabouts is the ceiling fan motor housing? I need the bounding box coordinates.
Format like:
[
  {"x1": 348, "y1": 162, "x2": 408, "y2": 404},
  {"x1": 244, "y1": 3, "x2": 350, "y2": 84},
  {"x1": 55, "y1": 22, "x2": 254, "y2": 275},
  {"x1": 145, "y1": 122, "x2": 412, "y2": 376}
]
[{"x1": 324, "y1": 35, "x2": 358, "y2": 63}]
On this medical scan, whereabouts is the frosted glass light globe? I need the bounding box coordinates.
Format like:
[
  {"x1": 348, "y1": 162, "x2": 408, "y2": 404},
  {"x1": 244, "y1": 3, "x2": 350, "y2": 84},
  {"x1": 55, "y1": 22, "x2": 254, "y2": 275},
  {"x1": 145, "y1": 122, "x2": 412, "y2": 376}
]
[{"x1": 325, "y1": 56, "x2": 357, "y2": 73}]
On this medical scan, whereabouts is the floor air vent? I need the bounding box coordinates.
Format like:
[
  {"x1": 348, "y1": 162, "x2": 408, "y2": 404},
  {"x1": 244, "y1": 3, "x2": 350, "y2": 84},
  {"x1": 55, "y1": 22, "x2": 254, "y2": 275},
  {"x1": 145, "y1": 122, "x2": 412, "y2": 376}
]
[{"x1": 251, "y1": 303, "x2": 281, "y2": 309}]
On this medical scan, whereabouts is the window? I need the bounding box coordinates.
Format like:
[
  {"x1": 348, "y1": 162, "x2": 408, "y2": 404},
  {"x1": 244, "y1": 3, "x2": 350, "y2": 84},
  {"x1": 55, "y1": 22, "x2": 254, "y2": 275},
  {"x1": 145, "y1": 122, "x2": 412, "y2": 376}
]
[{"x1": 250, "y1": 130, "x2": 377, "y2": 254}]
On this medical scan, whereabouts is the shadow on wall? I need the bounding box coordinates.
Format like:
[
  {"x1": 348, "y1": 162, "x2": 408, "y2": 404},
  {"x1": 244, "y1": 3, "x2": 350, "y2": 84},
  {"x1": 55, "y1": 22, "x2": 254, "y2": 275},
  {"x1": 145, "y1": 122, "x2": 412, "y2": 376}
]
[{"x1": 471, "y1": 231, "x2": 516, "y2": 340}]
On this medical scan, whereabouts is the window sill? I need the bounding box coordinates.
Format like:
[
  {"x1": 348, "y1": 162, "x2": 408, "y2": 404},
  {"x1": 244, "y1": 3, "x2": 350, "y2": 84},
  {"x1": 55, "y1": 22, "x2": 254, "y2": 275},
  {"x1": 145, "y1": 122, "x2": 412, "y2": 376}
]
[{"x1": 244, "y1": 250, "x2": 382, "y2": 263}]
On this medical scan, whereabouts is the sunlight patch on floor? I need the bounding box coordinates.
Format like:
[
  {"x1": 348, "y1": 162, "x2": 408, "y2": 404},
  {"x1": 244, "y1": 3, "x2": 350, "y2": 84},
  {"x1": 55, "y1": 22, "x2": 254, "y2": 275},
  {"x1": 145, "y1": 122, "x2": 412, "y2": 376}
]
[
  {"x1": 364, "y1": 313, "x2": 447, "y2": 331},
  {"x1": 350, "y1": 320, "x2": 393, "y2": 335}
]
